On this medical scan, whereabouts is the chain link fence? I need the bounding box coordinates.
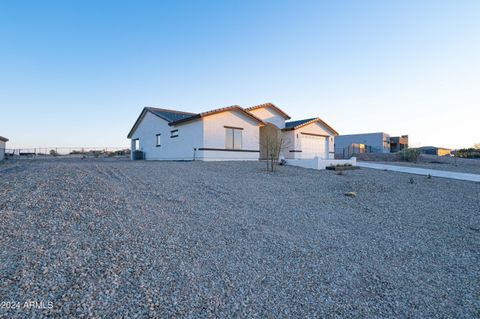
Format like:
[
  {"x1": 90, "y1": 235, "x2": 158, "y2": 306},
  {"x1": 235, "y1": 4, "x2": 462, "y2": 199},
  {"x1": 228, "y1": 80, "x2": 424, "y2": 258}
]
[{"x1": 4, "y1": 147, "x2": 131, "y2": 160}]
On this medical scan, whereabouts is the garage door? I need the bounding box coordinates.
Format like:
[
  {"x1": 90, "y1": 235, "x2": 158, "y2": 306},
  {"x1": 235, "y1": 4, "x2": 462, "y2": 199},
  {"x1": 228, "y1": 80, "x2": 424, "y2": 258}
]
[{"x1": 299, "y1": 134, "x2": 327, "y2": 159}]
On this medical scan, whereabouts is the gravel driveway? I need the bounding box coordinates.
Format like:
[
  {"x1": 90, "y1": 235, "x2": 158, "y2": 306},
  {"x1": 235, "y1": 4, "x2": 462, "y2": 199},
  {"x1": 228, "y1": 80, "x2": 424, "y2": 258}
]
[{"x1": 0, "y1": 159, "x2": 479, "y2": 318}]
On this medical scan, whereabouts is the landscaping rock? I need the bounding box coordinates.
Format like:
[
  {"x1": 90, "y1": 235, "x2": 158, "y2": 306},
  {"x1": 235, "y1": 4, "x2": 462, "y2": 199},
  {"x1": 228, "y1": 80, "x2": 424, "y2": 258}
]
[{"x1": 0, "y1": 159, "x2": 478, "y2": 318}]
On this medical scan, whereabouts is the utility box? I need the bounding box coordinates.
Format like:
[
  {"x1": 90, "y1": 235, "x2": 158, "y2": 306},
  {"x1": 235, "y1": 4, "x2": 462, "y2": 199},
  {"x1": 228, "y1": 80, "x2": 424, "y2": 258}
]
[{"x1": 132, "y1": 150, "x2": 145, "y2": 160}]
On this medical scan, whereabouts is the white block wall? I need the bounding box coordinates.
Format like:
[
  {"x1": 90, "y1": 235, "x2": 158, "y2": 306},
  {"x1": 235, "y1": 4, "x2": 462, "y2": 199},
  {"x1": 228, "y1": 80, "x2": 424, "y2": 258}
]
[
  {"x1": 286, "y1": 157, "x2": 357, "y2": 170},
  {"x1": 0, "y1": 141, "x2": 5, "y2": 161}
]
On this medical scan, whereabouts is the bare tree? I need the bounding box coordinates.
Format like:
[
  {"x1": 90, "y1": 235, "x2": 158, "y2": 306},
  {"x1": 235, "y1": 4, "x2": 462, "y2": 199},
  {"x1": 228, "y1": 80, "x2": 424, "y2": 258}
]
[{"x1": 261, "y1": 125, "x2": 290, "y2": 172}]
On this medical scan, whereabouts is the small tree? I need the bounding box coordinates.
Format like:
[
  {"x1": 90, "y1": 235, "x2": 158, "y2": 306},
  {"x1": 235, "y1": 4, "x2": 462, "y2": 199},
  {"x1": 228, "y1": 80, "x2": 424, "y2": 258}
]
[
  {"x1": 49, "y1": 149, "x2": 59, "y2": 157},
  {"x1": 261, "y1": 126, "x2": 290, "y2": 172}
]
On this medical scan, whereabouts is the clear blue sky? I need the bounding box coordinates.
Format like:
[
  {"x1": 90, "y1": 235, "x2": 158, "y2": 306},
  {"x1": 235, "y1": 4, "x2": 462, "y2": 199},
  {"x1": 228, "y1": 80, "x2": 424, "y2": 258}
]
[{"x1": 1, "y1": 0, "x2": 478, "y2": 149}]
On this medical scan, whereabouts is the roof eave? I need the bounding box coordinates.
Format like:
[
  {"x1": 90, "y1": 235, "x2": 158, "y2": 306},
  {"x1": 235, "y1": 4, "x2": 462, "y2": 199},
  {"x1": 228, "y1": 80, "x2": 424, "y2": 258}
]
[
  {"x1": 127, "y1": 107, "x2": 174, "y2": 138},
  {"x1": 282, "y1": 118, "x2": 339, "y2": 136},
  {"x1": 169, "y1": 106, "x2": 265, "y2": 127},
  {"x1": 245, "y1": 103, "x2": 291, "y2": 120},
  {"x1": 168, "y1": 114, "x2": 201, "y2": 126}
]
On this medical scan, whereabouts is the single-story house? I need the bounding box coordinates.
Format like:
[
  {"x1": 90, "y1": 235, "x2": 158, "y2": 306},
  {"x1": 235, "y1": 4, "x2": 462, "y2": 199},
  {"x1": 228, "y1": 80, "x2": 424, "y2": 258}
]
[
  {"x1": 127, "y1": 103, "x2": 338, "y2": 161},
  {"x1": 0, "y1": 136, "x2": 8, "y2": 161},
  {"x1": 417, "y1": 146, "x2": 452, "y2": 156}
]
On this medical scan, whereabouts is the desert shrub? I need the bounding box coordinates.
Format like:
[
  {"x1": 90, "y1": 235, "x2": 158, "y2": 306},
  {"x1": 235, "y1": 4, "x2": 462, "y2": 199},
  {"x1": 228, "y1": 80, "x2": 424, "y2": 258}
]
[
  {"x1": 261, "y1": 125, "x2": 289, "y2": 172},
  {"x1": 70, "y1": 148, "x2": 86, "y2": 155},
  {"x1": 399, "y1": 148, "x2": 420, "y2": 162},
  {"x1": 89, "y1": 150, "x2": 103, "y2": 158},
  {"x1": 455, "y1": 147, "x2": 480, "y2": 159},
  {"x1": 112, "y1": 149, "x2": 130, "y2": 156}
]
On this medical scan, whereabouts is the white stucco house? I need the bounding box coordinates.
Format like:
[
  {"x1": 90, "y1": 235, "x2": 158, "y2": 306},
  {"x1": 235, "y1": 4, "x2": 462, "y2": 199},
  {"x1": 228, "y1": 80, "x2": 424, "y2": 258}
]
[
  {"x1": 127, "y1": 103, "x2": 338, "y2": 161},
  {"x1": 0, "y1": 136, "x2": 8, "y2": 161}
]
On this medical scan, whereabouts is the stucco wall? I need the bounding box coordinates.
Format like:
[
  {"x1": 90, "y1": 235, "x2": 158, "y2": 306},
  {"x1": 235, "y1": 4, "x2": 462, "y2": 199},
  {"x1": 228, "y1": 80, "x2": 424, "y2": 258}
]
[
  {"x1": 282, "y1": 130, "x2": 297, "y2": 159},
  {"x1": 0, "y1": 141, "x2": 5, "y2": 161},
  {"x1": 130, "y1": 109, "x2": 261, "y2": 161},
  {"x1": 247, "y1": 107, "x2": 286, "y2": 128},
  {"x1": 202, "y1": 110, "x2": 260, "y2": 161},
  {"x1": 130, "y1": 111, "x2": 203, "y2": 160}
]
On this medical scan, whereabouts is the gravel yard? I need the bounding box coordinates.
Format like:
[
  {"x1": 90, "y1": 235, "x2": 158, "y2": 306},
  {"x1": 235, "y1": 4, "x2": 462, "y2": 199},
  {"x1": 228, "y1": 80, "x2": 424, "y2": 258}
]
[{"x1": 0, "y1": 159, "x2": 479, "y2": 318}]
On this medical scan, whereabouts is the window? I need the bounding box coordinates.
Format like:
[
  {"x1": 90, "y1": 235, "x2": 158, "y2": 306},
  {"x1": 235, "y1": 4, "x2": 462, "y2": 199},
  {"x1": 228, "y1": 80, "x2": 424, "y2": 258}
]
[
  {"x1": 156, "y1": 134, "x2": 161, "y2": 147},
  {"x1": 225, "y1": 127, "x2": 242, "y2": 149},
  {"x1": 133, "y1": 139, "x2": 140, "y2": 150},
  {"x1": 170, "y1": 129, "x2": 178, "y2": 138}
]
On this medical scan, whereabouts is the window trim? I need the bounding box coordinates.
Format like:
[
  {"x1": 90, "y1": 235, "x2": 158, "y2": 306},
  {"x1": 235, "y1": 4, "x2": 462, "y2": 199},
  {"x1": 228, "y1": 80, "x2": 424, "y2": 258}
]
[
  {"x1": 156, "y1": 133, "x2": 161, "y2": 147},
  {"x1": 224, "y1": 125, "x2": 244, "y2": 130}
]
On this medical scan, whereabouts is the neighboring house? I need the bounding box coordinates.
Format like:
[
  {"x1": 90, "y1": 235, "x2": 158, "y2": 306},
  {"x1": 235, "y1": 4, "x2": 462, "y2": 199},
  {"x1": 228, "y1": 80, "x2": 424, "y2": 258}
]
[
  {"x1": 335, "y1": 132, "x2": 391, "y2": 157},
  {"x1": 0, "y1": 136, "x2": 8, "y2": 161},
  {"x1": 334, "y1": 132, "x2": 409, "y2": 158},
  {"x1": 390, "y1": 135, "x2": 409, "y2": 152},
  {"x1": 417, "y1": 146, "x2": 452, "y2": 156},
  {"x1": 127, "y1": 103, "x2": 338, "y2": 161}
]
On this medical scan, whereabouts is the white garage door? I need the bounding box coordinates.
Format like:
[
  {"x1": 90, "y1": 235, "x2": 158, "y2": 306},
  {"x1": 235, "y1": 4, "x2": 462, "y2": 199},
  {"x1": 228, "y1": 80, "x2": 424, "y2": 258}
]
[{"x1": 299, "y1": 134, "x2": 327, "y2": 159}]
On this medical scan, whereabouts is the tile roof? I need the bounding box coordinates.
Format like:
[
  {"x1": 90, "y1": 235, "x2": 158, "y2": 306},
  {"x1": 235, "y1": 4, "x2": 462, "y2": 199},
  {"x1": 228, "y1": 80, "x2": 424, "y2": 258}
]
[
  {"x1": 145, "y1": 107, "x2": 195, "y2": 122},
  {"x1": 128, "y1": 105, "x2": 265, "y2": 138},
  {"x1": 284, "y1": 118, "x2": 317, "y2": 129},
  {"x1": 168, "y1": 105, "x2": 264, "y2": 126},
  {"x1": 284, "y1": 117, "x2": 339, "y2": 135},
  {"x1": 127, "y1": 107, "x2": 195, "y2": 138},
  {"x1": 245, "y1": 103, "x2": 291, "y2": 120}
]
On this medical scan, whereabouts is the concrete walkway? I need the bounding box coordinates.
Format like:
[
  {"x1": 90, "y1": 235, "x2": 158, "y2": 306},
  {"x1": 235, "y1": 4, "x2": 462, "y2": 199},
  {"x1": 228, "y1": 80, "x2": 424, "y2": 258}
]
[{"x1": 357, "y1": 162, "x2": 480, "y2": 182}]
